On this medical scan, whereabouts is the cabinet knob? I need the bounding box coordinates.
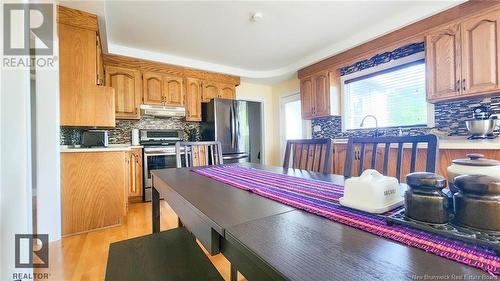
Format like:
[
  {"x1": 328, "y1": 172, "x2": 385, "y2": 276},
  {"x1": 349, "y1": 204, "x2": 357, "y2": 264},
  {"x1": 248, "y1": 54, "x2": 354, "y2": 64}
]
[
  {"x1": 462, "y1": 78, "x2": 466, "y2": 91},
  {"x1": 456, "y1": 80, "x2": 460, "y2": 92}
]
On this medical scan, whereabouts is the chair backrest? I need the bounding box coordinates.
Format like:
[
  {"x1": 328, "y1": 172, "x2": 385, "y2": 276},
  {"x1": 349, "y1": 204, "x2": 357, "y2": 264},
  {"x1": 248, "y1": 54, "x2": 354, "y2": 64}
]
[
  {"x1": 283, "y1": 139, "x2": 333, "y2": 173},
  {"x1": 175, "y1": 141, "x2": 223, "y2": 168},
  {"x1": 344, "y1": 135, "x2": 439, "y2": 181}
]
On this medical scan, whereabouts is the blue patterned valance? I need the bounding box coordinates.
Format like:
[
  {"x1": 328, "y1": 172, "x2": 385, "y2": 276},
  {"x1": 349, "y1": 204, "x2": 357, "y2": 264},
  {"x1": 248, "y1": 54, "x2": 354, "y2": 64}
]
[{"x1": 339, "y1": 42, "x2": 424, "y2": 76}]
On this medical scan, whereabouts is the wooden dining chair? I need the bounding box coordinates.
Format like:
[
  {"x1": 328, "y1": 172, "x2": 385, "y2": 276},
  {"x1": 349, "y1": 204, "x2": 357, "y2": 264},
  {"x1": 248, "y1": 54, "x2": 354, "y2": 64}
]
[
  {"x1": 283, "y1": 139, "x2": 333, "y2": 173},
  {"x1": 344, "y1": 135, "x2": 439, "y2": 181},
  {"x1": 175, "y1": 141, "x2": 223, "y2": 168}
]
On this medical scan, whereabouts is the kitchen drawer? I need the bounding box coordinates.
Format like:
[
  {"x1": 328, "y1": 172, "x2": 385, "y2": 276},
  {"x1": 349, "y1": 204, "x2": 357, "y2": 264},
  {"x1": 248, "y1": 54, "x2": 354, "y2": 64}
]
[{"x1": 163, "y1": 185, "x2": 221, "y2": 255}]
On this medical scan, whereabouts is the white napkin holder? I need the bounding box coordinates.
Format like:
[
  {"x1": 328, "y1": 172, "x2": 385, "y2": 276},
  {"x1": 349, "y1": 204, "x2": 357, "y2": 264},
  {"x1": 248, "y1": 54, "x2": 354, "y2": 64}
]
[{"x1": 339, "y1": 169, "x2": 404, "y2": 214}]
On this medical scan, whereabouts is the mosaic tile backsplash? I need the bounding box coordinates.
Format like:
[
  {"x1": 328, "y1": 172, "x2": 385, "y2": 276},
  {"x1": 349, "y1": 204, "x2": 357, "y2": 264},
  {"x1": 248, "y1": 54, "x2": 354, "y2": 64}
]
[
  {"x1": 340, "y1": 42, "x2": 424, "y2": 76},
  {"x1": 312, "y1": 95, "x2": 500, "y2": 139},
  {"x1": 60, "y1": 116, "x2": 200, "y2": 145}
]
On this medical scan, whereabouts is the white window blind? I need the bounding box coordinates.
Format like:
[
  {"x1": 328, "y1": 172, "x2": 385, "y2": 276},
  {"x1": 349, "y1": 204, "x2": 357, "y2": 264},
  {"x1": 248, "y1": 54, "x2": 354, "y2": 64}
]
[{"x1": 343, "y1": 58, "x2": 428, "y2": 130}]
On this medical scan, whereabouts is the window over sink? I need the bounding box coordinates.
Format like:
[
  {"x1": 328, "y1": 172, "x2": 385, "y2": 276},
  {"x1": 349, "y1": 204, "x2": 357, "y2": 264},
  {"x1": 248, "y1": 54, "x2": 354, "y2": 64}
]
[{"x1": 341, "y1": 53, "x2": 433, "y2": 131}]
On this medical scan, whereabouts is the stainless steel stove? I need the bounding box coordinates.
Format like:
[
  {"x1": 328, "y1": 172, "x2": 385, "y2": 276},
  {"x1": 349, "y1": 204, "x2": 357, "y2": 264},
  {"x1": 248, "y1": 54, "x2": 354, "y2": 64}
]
[{"x1": 140, "y1": 129, "x2": 184, "y2": 201}]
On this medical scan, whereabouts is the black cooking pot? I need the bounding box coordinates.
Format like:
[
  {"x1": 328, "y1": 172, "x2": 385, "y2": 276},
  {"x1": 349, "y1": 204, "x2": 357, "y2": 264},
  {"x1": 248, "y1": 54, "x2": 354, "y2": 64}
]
[
  {"x1": 453, "y1": 175, "x2": 500, "y2": 231},
  {"x1": 404, "y1": 172, "x2": 449, "y2": 224}
]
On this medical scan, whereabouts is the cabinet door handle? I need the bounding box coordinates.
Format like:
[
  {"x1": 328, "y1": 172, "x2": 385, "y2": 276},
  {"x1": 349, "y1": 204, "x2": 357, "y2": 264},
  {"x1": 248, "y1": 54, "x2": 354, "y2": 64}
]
[
  {"x1": 456, "y1": 80, "x2": 460, "y2": 92},
  {"x1": 462, "y1": 79, "x2": 466, "y2": 91}
]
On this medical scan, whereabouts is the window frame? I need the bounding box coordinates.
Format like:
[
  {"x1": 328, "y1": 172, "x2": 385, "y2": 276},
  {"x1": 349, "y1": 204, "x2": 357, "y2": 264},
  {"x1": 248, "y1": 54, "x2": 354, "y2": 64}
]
[{"x1": 340, "y1": 52, "x2": 434, "y2": 132}]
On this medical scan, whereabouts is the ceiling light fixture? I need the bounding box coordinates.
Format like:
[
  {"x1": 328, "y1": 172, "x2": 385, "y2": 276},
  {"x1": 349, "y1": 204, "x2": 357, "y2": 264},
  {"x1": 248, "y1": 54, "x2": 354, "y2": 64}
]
[{"x1": 251, "y1": 12, "x2": 263, "y2": 22}]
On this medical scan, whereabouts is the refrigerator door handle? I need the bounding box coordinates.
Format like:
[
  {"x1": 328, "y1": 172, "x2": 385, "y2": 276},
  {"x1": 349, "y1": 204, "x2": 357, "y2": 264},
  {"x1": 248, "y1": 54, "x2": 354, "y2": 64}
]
[
  {"x1": 234, "y1": 101, "x2": 241, "y2": 151},
  {"x1": 223, "y1": 153, "x2": 249, "y2": 160},
  {"x1": 229, "y1": 105, "x2": 233, "y2": 148},
  {"x1": 230, "y1": 104, "x2": 236, "y2": 148}
]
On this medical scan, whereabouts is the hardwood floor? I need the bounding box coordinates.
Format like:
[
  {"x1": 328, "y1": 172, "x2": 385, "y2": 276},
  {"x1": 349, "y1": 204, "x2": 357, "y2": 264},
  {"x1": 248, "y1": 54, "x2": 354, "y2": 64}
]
[{"x1": 37, "y1": 201, "x2": 245, "y2": 281}]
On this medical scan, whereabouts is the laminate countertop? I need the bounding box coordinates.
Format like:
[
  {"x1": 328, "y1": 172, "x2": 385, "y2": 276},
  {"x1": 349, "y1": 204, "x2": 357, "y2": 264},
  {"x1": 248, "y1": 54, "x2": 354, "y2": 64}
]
[
  {"x1": 60, "y1": 144, "x2": 143, "y2": 153},
  {"x1": 332, "y1": 136, "x2": 500, "y2": 149}
]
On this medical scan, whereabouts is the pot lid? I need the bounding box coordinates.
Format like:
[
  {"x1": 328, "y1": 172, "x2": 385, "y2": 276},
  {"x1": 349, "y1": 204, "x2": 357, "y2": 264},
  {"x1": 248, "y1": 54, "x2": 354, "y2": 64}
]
[
  {"x1": 406, "y1": 172, "x2": 447, "y2": 190},
  {"x1": 452, "y1": 154, "x2": 500, "y2": 167},
  {"x1": 454, "y1": 175, "x2": 500, "y2": 195}
]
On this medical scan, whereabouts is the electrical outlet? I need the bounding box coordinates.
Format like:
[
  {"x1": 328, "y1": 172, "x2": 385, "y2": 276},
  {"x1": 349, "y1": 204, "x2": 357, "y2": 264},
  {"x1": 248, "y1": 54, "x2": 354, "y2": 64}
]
[{"x1": 313, "y1": 125, "x2": 321, "y2": 132}]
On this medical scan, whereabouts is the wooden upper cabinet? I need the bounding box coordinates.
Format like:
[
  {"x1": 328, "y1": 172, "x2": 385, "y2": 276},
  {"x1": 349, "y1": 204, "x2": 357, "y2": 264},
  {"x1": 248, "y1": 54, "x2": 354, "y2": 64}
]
[
  {"x1": 313, "y1": 71, "x2": 330, "y2": 117},
  {"x1": 143, "y1": 72, "x2": 163, "y2": 105},
  {"x1": 426, "y1": 24, "x2": 462, "y2": 101},
  {"x1": 300, "y1": 77, "x2": 314, "y2": 119},
  {"x1": 59, "y1": 23, "x2": 96, "y2": 97},
  {"x1": 163, "y1": 76, "x2": 185, "y2": 106},
  {"x1": 105, "y1": 66, "x2": 141, "y2": 119},
  {"x1": 202, "y1": 81, "x2": 220, "y2": 102},
  {"x1": 461, "y1": 11, "x2": 500, "y2": 96},
  {"x1": 185, "y1": 78, "x2": 202, "y2": 121},
  {"x1": 219, "y1": 83, "x2": 236, "y2": 99},
  {"x1": 96, "y1": 36, "x2": 104, "y2": 85},
  {"x1": 59, "y1": 22, "x2": 115, "y2": 127},
  {"x1": 426, "y1": 9, "x2": 500, "y2": 103},
  {"x1": 300, "y1": 72, "x2": 334, "y2": 119}
]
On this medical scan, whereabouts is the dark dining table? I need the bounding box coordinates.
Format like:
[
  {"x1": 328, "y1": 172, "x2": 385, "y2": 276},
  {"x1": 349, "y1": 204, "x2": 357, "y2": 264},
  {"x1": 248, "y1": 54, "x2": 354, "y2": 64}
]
[{"x1": 151, "y1": 163, "x2": 490, "y2": 281}]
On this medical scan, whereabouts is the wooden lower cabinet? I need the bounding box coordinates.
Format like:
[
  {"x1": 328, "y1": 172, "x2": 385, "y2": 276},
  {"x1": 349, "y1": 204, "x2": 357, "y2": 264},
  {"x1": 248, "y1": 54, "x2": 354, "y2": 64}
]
[
  {"x1": 436, "y1": 149, "x2": 500, "y2": 179},
  {"x1": 333, "y1": 144, "x2": 347, "y2": 176},
  {"x1": 128, "y1": 148, "x2": 143, "y2": 201},
  {"x1": 333, "y1": 144, "x2": 499, "y2": 183},
  {"x1": 61, "y1": 151, "x2": 128, "y2": 236}
]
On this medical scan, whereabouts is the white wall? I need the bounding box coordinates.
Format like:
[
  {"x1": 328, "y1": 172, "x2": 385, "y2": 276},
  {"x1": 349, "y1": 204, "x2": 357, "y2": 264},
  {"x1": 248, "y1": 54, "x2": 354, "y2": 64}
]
[
  {"x1": 1, "y1": 57, "x2": 33, "y2": 281},
  {"x1": 35, "y1": 41, "x2": 61, "y2": 242},
  {"x1": 1, "y1": 2, "x2": 61, "y2": 279}
]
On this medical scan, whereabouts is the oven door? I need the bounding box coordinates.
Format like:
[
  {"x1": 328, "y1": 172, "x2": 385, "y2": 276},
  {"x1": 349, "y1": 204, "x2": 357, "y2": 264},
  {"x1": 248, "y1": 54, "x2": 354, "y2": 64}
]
[{"x1": 143, "y1": 152, "x2": 185, "y2": 201}]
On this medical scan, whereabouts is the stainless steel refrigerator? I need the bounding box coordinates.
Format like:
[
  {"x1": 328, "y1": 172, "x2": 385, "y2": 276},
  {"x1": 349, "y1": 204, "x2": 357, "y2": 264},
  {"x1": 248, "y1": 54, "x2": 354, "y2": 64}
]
[{"x1": 201, "y1": 99, "x2": 262, "y2": 164}]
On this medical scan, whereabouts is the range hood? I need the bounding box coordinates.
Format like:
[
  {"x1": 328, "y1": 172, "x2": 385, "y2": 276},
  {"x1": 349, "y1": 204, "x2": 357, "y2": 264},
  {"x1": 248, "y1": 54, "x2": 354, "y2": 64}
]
[{"x1": 140, "y1": 104, "x2": 186, "y2": 117}]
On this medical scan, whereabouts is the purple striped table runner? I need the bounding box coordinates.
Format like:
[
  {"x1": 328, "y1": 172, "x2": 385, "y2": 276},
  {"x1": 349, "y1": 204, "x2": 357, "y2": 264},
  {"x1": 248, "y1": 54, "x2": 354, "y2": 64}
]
[{"x1": 193, "y1": 165, "x2": 499, "y2": 275}]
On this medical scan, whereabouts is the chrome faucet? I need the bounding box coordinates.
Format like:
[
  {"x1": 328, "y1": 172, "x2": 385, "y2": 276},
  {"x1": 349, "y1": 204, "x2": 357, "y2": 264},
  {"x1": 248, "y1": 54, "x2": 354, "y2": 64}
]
[{"x1": 360, "y1": 115, "x2": 380, "y2": 137}]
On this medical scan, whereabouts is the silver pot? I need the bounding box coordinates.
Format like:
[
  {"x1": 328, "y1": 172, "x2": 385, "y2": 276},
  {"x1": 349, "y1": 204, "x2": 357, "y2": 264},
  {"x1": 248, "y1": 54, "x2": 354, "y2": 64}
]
[{"x1": 465, "y1": 119, "x2": 498, "y2": 137}]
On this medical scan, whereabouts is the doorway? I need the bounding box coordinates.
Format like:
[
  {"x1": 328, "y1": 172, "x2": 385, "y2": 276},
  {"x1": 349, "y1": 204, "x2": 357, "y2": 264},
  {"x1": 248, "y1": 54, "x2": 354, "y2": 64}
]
[{"x1": 279, "y1": 93, "x2": 310, "y2": 161}]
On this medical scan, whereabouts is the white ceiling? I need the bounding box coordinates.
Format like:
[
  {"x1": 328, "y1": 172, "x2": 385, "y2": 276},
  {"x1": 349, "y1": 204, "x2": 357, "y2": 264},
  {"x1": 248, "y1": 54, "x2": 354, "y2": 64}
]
[{"x1": 60, "y1": 1, "x2": 464, "y2": 81}]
